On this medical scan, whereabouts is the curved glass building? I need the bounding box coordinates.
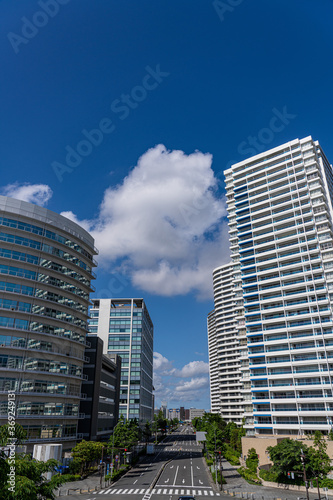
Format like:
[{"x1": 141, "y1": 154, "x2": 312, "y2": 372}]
[{"x1": 0, "y1": 196, "x2": 97, "y2": 452}]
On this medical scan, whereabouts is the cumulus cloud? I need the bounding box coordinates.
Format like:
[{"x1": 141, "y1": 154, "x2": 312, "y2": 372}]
[
  {"x1": 174, "y1": 377, "x2": 209, "y2": 393},
  {"x1": 153, "y1": 352, "x2": 172, "y2": 372},
  {"x1": 173, "y1": 360, "x2": 209, "y2": 378},
  {"x1": 153, "y1": 353, "x2": 210, "y2": 407},
  {"x1": 62, "y1": 144, "x2": 228, "y2": 298},
  {"x1": 1, "y1": 183, "x2": 53, "y2": 207}
]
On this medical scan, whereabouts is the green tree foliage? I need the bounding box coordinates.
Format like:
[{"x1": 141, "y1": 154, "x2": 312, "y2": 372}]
[
  {"x1": 0, "y1": 423, "x2": 64, "y2": 499},
  {"x1": 71, "y1": 440, "x2": 104, "y2": 475},
  {"x1": 307, "y1": 431, "x2": 331, "y2": 479},
  {"x1": 267, "y1": 436, "x2": 332, "y2": 483},
  {"x1": 267, "y1": 439, "x2": 310, "y2": 481},
  {"x1": 246, "y1": 447, "x2": 259, "y2": 473},
  {"x1": 107, "y1": 416, "x2": 140, "y2": 455},
  {"x1": 0, "y1": 423, "x2": 27, "y2": 447}
]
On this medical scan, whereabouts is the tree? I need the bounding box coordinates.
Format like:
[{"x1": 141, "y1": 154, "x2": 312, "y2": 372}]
[
  {"x1": 246, "y1": 448, "x2": 259, "y2": 473},
  {"x1": 307, "y1": 431, "x2": 331, "y2": 479},
  {"x1": 71, "y1": 440, "x2": 104, "y2": 475},
  {"x1": 267, "y1": 439, "x2": 308, "y2": 481},
  {"x1": 107, "y1": 416, "x2": 139, "y2": 456},
  {"x1": 0, "y1": 423, "x2": 65, "y2": 499}
]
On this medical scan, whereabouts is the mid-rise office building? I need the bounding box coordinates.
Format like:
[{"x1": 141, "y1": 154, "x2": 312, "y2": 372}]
[
  {"x1": 78, "y1": 336, "x2": 121, "y2": 441},
  {"x1": 189, "y1": 408, "x2": 205, "y2": 421},
  {"x1": 0, "y1": 196, "x2": 97, "y2": 451},
  {"x1": 216, "y1": 136, "x2": 333, "y2": 436},
  {"x1": 88, "y1": 298, "x2": 153, "y2": 422}
]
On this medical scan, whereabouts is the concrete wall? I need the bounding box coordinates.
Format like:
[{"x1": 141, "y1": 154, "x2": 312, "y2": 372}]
[{"x1": 242, "y1": 436, "x2": 333, "y2": 467}]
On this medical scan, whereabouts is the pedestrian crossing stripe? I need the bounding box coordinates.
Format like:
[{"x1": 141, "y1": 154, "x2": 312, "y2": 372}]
[{"x1": 94, "y1": 487, "x2": 220, "y2": 495}]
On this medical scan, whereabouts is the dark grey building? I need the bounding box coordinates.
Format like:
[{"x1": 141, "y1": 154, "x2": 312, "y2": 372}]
[{"x1": 79, "y1": 336, "x2": 121, "y2": 441}]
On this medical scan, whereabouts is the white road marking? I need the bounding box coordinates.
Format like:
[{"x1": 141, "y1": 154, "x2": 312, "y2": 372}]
[
  {"x1": 133, "y1": 479, "x2": 138, "y2": 484},
  {"x1": 173, "y1": 465, "x2": 179, "y2": 485}
]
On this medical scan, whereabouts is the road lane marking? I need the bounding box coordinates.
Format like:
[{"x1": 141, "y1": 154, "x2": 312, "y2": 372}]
[
  {"x1": 134, "y1": 489, "x2": 139, "y2": 493},
  {"x1": 204, "y1": 491, "x2": 208, "y2": 495},
  {"x1": 163, "y1": 488, "x2": 168, "y2": 494},
  {"x1": 191, "y1": 460, "x2": 194, "y2": 487},
  {"x1": 173, "y1": 465, "x2": 179, "y2": 485},
  {"x1": 133, "y1": 480, "x2": 138, "y2": 484},
  {"x1": 198, "y1": 491, "x2": 202, "y2": 495},
  {"x1": 209, "y1": 491, "x2": 214, "y2": 496}
]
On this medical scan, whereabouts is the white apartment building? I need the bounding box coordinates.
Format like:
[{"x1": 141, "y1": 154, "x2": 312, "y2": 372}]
[
  {"x1": 208, "y1": 264, "x2": 245, "y2": 424},
  {"x1": 219, "y1": 136, "x2": 333, "y2": 436}
]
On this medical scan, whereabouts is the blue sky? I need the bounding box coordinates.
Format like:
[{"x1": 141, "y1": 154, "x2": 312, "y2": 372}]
[{"x1": 1, "y1": 0, "x2": 333, "y2": 411}]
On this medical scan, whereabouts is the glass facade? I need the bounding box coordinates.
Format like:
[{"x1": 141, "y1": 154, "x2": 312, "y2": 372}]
[
  {"x1": 0, "y1": 196, "x2": 96, "y2": 450},
  {"x1": 89, "y1": 298, "x2": 153, "y2": 422}
]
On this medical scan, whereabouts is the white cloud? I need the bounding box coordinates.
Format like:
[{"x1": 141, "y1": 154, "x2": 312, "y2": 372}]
[
  {"x1": 174, "y1": 360, "x2": 209, "y2": 378},
  {"x1": 62, "y1": 144, "x2": 229, "y2": 298},
  {"x1": 1, "y1": 183, "x2": 53, "y2": 207},
  {"x1": 153, "y1": 352, "x2": 172, "y2": 372},
  {"x1": 153, "y1": 354, "x2": 210, "y2": 407},
  {"x1": 174, "y1": 377, "x2": 209, "y2": 393}
]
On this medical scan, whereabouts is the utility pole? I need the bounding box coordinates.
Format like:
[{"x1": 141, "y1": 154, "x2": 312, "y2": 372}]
[
  {"x1": 219, "y1": 450, "x2": 223, "y2": 490},
  {"x1": 300, "y1": 448, "x2": 309, "y2": 500},
  {"x1": 214, "y1": 427, "x2": 218, "y2": 488},
  {"x1": 100, "y1": 446, "x2": 104, "y2": 487}
]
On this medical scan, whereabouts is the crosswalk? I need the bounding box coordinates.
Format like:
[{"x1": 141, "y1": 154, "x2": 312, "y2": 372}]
[{"x1": 92, "y1": 487, "x2": 220, "y2": 496}]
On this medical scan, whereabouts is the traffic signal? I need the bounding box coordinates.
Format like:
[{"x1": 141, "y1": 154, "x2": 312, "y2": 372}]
[
  {"x1": 124, "y1": 449, "x2": 127, "y2": 452},
  {"x1": 287, "y1": 472, "x2": 291, "y2": 479}
]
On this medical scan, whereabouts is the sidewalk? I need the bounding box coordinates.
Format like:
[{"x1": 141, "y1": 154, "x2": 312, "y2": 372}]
[
  {"x1": 221, "y1": 458, "x2": 322, "y2": 500},
  {"x1": 56, "y1": 471, "x2": 112, "y2": 496}
]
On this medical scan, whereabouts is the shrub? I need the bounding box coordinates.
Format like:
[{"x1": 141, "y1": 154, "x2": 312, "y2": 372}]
[
  {"x1": 238, "y1": 467, "x2": 261, "y2": 485},
  {"x1": 105, "y1": 464, "x2": 130, "y2": 482},
  {"x1": 259, "y1": 469, "x2": 279, "y2": 482},
  {"x1": 60, "y1": 474, "x2": 81, "y2": 482},
  {"x1": 212, "y1": 471, "x2": 226, "y2": 485},
  {"x1": 206, "y1": 459, "x2": 213, "y2": 466}
]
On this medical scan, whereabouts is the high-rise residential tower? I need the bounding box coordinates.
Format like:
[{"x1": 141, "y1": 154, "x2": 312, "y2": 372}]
[
  {"x1": 88, "y1": 298, "x2": 153, "y2": 422},
  {"x1": 208, "y1": 264, "x2": 245, "y2": 424},
  {"x1": 0, "y1": 196, "x2": 97, "y2": 452},
  {"x1": 222, "y1": 136, "x2": 333, "y2": 437}
]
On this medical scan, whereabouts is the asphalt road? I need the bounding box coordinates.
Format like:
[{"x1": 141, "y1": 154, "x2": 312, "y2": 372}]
[{"x1": 68, "y1": 424, "x2": 221, "y2": 500}]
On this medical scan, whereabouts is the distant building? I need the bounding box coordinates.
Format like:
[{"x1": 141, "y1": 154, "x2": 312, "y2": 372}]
[
  {"x1": 180, "y1": 407, "x2": 185, "y2": 421},
  {"x1": 160, "y1": 401, "x2": 167, "y2": 418},
  {"x1": 168, "y1": 408, "x2": 180, "y2": 420},
  {"x1": 185, "y1": 409, "x2": 190, "y2": 421},
  {"x1": 189, "y1": 408, "x2": 205, "y2": 421},
  {"x1": 78, "y1": 336, "x2": 121, "y2": 441},
  {"x1": 88, "y1": 298, "x2": 154, "y2": 422}
]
